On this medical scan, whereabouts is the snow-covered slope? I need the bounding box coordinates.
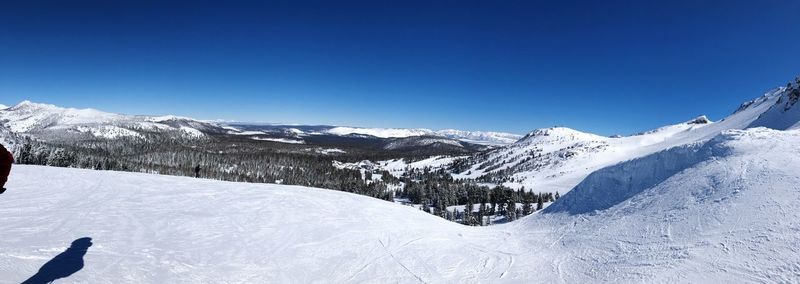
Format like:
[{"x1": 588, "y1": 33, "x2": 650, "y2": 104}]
[
  {"x1": 458, "y1": 85, "x2": 796, "y2": 194},
  {"x1": 748, "y1": 82, "x2": 800, "y2": 130},
  {"x1": 2, "y1": 127, "x2": 799, "y2": 282},
  {"x1": 0, "y1": 166, "x2": 505, "y2": 283}
]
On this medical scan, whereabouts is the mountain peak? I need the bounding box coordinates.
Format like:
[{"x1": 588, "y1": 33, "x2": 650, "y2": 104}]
[
  {"x1": 746, "y1": 79, "x2": 800, "y2": 130},
  {"x1": 686, "y1": 115, "x2": 711, "y2": 125},
  {"x1": 521, "y1": 126, "x2": 594, "y2": 139},
  {"x1": 11, "y1": 100, "x2": 60, "y2": 111}
]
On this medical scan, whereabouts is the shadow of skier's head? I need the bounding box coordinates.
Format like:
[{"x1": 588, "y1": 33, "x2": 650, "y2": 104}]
[{"x1": 22, "y1": 237, "x2": 93, "y2": 284}]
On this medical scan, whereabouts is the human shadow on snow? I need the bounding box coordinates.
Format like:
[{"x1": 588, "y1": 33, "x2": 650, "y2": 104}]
[{"x1": 22, "y1": 237, "x2": 93, "y2": 284}]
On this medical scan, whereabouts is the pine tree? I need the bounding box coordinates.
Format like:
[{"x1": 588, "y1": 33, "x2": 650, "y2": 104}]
[
  {"x1": 464, "y1": 201, "x2": 474, "y2": 226},
  {"x1": 506, "y1": 197, "x2": 517, "y2": 222},
  {"x1": 537, "y1": 193, "x2": 544, "y2": 211},
  {"x1": 522, "y1": 197, "x2": 533, "y2": 215}
]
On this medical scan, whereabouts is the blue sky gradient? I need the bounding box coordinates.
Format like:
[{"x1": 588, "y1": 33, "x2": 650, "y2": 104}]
[{"x1": 1, "y1": 0, "x2": 799, "y2": 135}]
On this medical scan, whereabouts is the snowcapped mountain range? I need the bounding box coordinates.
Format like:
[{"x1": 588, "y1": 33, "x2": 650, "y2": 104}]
[
  {"x1": 0, "y1": 101, "x2": 521, "y2": 147},
  {"x1": 325, "y1": 126, "x2": 522, "y2": 145},
  {"x1": 0, "y1": 101, "x2": 224, "y2": 140}
]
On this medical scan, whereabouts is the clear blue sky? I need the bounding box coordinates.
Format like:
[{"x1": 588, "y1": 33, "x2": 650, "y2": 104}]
[{"x1": 1, "y1": 1, "x2": 799, "y2": 135}]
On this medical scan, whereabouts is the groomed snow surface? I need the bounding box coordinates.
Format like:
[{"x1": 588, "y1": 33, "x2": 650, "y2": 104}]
[{"x1": 2, "y1": 127, "x2": 800, "y2": 283}]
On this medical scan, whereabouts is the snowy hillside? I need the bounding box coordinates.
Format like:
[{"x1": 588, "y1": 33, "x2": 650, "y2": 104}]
[
  {"x1": 3, "y1": 127, "x2": 799, "y2": 282},
  {"x1": 456, "y1": 85, "x2": 798, "y2": 194},
  {"x1": 748, "y1": 81, "x2": 800, "y2": 130}
]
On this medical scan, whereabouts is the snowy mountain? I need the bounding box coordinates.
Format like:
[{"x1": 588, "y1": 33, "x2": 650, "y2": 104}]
[
  {"x1": 0, "y1": 101, "x2": 225, "y2": 140},
  {"x1": 453, "y1": 84, "x2": 800, "y2": 195},
  {"x1": 3, "y1": 127, "x2": 799, "y2": 283}
]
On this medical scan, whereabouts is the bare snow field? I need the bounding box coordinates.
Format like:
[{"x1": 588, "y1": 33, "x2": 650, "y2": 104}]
[{"x1": 2, "y1": 127, "x2": 800, "y2": 283}]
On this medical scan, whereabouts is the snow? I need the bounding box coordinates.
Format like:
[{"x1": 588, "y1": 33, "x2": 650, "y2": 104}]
[
  {"x1": 380, "y1": 156, "x2": 464, "y2": 177},
  {"x1": 748, "y1": 86, "x2": 800, "y2": 130},
  {"x1": 383, "y1": 137, "x2": 464, "y2": 150},
  {"x1": 0, "y1": 104, "x2": 7, "y2": 110},
  {"x1": 0, "y1": 101, "x2": 124, "y2": 133},
  {"x1": 434, "y1": 129, "x2": 523, "y2": 145},
  {"x1": 316, "y1": 148, "x2": 346, "y2": 155},
  {"x1": 250, "y1": 137, "x2": 304, "y2": 144},
  {"x1": 533, "y1": 127, "x2": 800, "y2": 282},
  {"x1": 134, "y1": 122, "x2": 174, "y2": 131},
  {"x1": 179, "y1": 126, "x2": 204, "y2": 138},
  {"x1": 146, "y1": 115, "x2": 202, "y2": 123},
  {"x1": 326, "y1": 126, "x2": 434, "y2": 138},
  {"x1": 335, "y1": 156, "x2": 465, "y2": 178},
  {"x1": 229, "y1": 130, "x2": 268, "y2": 135},
  {"x1": 75, "y1": 125, "x2": 143, "y2": 139},
  {"x1": 326, "y1": 126, "x2": 521, "y2": 145},
  {"x1": 287, "y1": 128, "x2": 304, "y2": 135},
  {"x1": 333, "y1": 160, "x2": 378, "y2": 171},
  {"x1": 3, "y1": 128, "x2": 799, "y2": 283},
  {"x1": 1, "y1": 166, "x2": 493, "y2": 283},
  {"x1": 0, "y1": 101, "x2": 218, "y2": 140},
  {"x1": 0, "y1": 101, "x2": 521, "y2": 146}
]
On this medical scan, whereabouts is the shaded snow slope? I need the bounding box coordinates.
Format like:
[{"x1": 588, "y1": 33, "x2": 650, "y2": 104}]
[{"x1": 3, "y1": 128, "x2": 800, "y2": 283}]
